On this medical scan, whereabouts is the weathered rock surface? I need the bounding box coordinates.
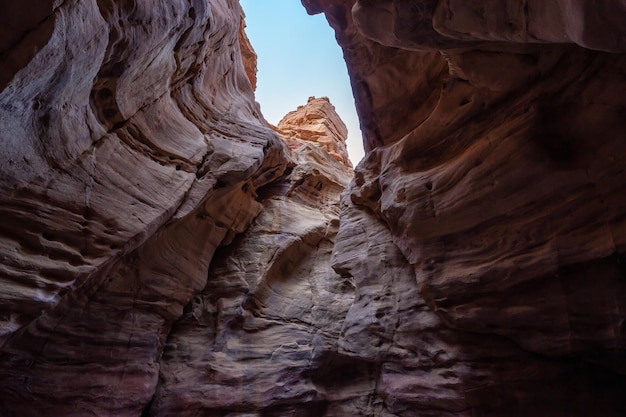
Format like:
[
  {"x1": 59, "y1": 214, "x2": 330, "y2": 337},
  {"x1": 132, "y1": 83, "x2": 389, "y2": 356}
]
[
  {"x1": 0, "y1": 1, "x2": 356, "y2": 415},
  {"x1": 2, "y1": 0, "x2": 626, "y2": 416},
  {"x1": 304, "y1": 0, "x2": 626, "y2": 415},
  {"x1": 238, "y1": 10, "x2": 257, "y2": 91},
  {"x1": 276, "y1": 96, "x2": 352, "y2": 168},
  {"x1": 149, "y1": 144, "x2": 353, "y2": 416},
  {"x1": 0, "y1": 0, "x2": 288, "y2": 415}
]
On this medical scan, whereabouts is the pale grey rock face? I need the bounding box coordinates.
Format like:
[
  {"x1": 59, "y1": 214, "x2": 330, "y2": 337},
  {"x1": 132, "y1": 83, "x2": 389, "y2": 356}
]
[{"x1": 150, "y1": 145, "x2": 354, "y2": 416}]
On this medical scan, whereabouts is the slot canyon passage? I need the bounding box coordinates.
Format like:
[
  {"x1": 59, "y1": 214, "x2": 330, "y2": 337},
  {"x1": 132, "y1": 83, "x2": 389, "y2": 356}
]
[{"x1": 1, "y1": 0, "x2": 626, "y2": 415}]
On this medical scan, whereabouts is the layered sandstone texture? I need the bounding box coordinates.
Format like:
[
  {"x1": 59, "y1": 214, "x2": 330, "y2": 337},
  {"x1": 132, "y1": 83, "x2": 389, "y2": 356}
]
[
  {"x1": 238, "y1": 10, "x2": 257, "y2": 91},
  {"x1": 2, "y1": 0, "x2": 626, "y2": 416},
  {"x1": 0, "y1": 0, "x2": 344, "y2": 415},
  {"x1": 150, "y1": 145, "x2": 354, "y2": 416},
  {"x1": 276, "y1": 96, "x2": 352, "y2": 168},
  {"x1": 303, "y1": 0, "x2": 626, "y2": 415}
]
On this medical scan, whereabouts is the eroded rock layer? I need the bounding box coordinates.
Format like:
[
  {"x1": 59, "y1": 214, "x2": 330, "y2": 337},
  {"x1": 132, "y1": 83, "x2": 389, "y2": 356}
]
[
  {"x1": 304, "y1": 0, "x2": 626, "y2": 415},
  {"x1": 276, "y1": 96, "x2": 352, "y2": 168},
  {"x1": 0, "y1": 0, "x2": 288, "y2": 415},
  {"x1": 149, "y1": 145, "x2": 353, "y2": 416},
  {"x1": 1, "y1": 0, "x2": 626, "y2": 416}
]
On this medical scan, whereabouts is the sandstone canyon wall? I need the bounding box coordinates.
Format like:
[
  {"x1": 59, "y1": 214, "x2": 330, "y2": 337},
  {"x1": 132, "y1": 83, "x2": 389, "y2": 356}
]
[
  {"x1": 0, "y1": 0, "x2": 626, "y2": 416},
  {"x1": 0, "y1": 0, "x2": 346, "y2": 415},
  {"x1": 304, "y1": 0, "x2": 626, "y2": 415}
]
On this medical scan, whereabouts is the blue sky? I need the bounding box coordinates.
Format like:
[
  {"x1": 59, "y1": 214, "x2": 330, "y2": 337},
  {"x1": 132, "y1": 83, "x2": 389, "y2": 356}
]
[{"x1": 239, "y1": 0, "x2": 365, "y2": 164}]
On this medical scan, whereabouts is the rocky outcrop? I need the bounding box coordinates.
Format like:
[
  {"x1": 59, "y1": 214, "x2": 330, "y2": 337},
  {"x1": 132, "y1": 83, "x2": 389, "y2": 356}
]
[
  {"x1": 304, "y1": 0, "x2": 626, "y2": 415},
  {"x1": 149, "y1": 144, "x2": 353, "y2": 416},
  {"x1": 276, "y1": 96, "x2": 352, "y2": 168},
  {"x1": 0, "y1": 1, "x2": 356, "y2": 415},
  {"x1": 238, "y1": 10, "x2": 257, "y2": 91}
]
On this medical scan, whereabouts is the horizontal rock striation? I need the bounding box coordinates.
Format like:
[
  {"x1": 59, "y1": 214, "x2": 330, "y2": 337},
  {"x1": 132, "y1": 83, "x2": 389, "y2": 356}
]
[
  {"x1": 0, "y1": 0, "x2": 289, "y2": 415},
  {"x1": 275, "y1": 96, "x2": 353, "y2": 168}
]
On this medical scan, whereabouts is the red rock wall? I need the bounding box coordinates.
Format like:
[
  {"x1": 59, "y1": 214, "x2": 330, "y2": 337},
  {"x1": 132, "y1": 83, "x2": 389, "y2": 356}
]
[
  {"x1": 0, "y1": 0, "x2": 290, "y2": 415},
  {"x1": 305, "y1": 0, "x2": 626, "y2": 415},
  {"x1": 0, "y1": 1, "x2": 358, "y2": 415}
]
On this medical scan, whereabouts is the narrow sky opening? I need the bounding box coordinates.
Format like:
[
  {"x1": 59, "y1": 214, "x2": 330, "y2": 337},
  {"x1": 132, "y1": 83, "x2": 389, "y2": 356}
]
[{"x1": 239, "y1": 0, "x2": 365, "y2": 165}]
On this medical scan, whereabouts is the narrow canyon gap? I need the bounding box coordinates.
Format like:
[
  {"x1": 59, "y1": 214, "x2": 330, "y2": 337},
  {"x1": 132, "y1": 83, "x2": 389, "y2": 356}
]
[
  {"x1": 238, "y1": 0, "x2": 365, "y2": 164},
  {"x1": 0, "y1": 1, "x2": 626, "y2": 417}
]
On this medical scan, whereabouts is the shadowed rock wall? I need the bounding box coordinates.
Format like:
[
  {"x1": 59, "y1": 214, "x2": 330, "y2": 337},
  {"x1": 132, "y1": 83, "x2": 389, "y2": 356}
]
[{"x1": 304, "y1": 0, "x2": 626, "y2": 415}]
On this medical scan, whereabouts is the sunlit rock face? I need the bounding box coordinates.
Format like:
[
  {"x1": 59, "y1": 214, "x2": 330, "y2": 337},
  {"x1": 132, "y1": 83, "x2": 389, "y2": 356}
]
[
  {"x1": 303, "y1": 0, "x2": 626, "y2": 415},
  {"x1": 276, "y1": 96, "x2": 353, "y2": 168},
  {"x1": 238, "y1": 10, "x2": 258, "y2": 91}
]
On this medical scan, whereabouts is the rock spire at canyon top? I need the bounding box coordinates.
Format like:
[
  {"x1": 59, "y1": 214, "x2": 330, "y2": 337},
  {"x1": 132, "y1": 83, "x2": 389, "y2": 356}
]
[
  {"x1": 0, "y1": 1, "x2": 626, "y2": 416},
  {"x1": 275, "y1": 96, "x2": 352, "y2": 168}
]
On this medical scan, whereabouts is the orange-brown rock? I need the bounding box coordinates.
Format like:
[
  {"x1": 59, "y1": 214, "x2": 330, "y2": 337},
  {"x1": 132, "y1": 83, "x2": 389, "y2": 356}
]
[
  {"x1": 238, "y1": 10, "x2": 257, "y2": 91},
  {"x1": 0, "y1": 0, "x2": 287, "y2": 415},
  {"x1": 276, "y1": 96, "x2": 352, "y2": 168}
]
